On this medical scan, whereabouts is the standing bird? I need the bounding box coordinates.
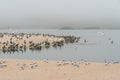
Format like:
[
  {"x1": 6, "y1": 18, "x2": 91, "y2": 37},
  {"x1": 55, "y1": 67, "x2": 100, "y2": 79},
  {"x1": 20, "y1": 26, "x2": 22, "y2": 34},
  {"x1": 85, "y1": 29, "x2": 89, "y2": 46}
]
[
  {"x1": 111, "y1": 40, "x2": 113, "y2": 44},
  {"x1": 84, "y1": 39, "x2": 87, "y2": 43},
  {"x1": 108, "y1": 38, "x2": 113, "y2": 44}
]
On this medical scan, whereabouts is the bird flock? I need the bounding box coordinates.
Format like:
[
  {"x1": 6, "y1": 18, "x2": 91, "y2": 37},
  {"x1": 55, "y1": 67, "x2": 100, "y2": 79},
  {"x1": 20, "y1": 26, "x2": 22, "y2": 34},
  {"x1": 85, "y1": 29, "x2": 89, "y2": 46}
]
[{"x1": 0, "y1": 33, "x2": 80, "y2": 53}]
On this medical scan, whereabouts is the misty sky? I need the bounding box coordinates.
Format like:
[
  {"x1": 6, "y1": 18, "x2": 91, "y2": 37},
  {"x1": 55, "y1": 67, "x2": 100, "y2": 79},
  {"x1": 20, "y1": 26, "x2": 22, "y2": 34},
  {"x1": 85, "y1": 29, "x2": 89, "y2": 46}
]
[{"x1": 0, "y1": 0, "x2": 120, "y2": 29}]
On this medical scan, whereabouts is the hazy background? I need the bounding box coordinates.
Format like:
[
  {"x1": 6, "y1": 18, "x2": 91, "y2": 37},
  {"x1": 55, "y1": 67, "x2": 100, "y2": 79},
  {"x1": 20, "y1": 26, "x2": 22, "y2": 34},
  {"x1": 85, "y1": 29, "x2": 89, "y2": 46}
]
[{"x1": 0, "y1": 0, "x2": 120, "y2": 29}]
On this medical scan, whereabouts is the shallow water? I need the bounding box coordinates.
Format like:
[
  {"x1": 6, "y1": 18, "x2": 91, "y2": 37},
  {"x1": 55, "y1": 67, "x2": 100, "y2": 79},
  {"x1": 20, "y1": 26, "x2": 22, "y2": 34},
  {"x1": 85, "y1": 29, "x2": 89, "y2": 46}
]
[{"x1": 0, "y1": 29, "x2": 120, "y2": 62}]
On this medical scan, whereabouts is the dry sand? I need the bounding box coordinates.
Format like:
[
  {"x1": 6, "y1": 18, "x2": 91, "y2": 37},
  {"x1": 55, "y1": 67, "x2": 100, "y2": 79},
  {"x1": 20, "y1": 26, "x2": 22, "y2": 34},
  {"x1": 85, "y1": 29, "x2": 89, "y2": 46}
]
[{"x1": 0, "y1": 59, "x2": 120, "y2": 80}]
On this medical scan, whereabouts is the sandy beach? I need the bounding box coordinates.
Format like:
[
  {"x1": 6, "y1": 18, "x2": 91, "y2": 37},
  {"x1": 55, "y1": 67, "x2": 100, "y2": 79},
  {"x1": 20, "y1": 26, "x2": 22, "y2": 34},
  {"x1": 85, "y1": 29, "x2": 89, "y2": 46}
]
[
  {"x1": 1, "y1": 0, "x2": 120, "y2": 79},
  {"x1": 0, "y1": 59, "x2": 120, "y2": 80}
]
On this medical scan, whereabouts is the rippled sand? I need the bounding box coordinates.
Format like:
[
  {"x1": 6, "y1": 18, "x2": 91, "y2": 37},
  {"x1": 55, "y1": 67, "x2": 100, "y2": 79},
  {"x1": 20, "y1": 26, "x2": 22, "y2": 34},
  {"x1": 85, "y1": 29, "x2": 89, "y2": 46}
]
[{"x1": 0, "y1": 59, "x2": 120, "y2": 80}]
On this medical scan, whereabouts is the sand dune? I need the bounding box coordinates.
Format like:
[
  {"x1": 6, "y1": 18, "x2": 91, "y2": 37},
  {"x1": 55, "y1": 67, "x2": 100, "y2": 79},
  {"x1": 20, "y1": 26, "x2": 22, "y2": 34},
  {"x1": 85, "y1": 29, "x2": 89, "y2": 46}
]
[{"x1": 0, "y1": 59, "x2": 120, "y2": 80}]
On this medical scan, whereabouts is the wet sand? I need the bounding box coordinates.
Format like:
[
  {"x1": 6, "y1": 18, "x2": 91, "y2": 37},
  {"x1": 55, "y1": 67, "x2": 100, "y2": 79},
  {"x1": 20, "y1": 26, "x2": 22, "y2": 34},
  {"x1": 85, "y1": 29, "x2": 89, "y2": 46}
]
[{"x1": 0, "y1": 59, "x2": 120, "y2": 80}]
